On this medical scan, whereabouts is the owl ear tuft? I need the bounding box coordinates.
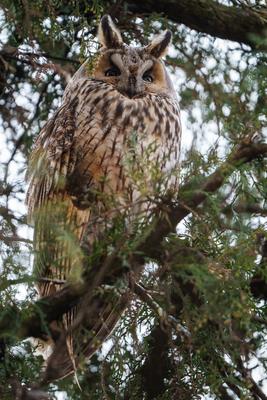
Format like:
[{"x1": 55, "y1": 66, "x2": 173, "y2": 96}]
[
  {"x1": 98, "y1": 15, "x2": 123, "y2": 49},
  {"x1": 146, "y1": 30, "x2": 172, "y2": 58}
]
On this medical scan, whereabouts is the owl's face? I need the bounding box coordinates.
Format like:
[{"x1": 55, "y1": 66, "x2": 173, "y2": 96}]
[{"x1": 93, "y1": 15, "x2": 175, "y2": 99}]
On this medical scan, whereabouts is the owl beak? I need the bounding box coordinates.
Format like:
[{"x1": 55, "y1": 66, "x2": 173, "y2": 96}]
[{"x1": 126, "y1": 75, "x2": 137, "y2": 98}]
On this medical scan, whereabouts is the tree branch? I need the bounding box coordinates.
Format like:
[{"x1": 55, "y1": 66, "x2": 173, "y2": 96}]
[
  {"x1": 137, "y1": 141, "x2": 267, "y2": 261},
  {"x1": 1, "y1": 140, "x2": 266, "y2": 341},
  {"x1": 124, "y1": 0, "x2": 267, "y2": 49}
]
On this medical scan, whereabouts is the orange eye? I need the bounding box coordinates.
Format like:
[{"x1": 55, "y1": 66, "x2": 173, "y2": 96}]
[{"x1": 105, "y1": 67, "x2": 120, "y2": 77}]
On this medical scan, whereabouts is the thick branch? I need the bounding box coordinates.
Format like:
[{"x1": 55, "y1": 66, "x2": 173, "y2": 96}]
[
  {"x1": 124, "y1": 0, "x2": 267, "y2": 49},
  {"x1": 0, "y1": 284, "x2": 85, "y2": 340},
  {"x1": 138, "y1": 141, "x2": 267, "y2": 261},
  {"x1": 1, "y1": 141, "x2": 266, "y2": 340}
]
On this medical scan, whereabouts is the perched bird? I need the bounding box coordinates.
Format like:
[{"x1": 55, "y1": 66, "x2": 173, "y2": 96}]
[{"x1": 26, "y1": 15, "x2": 181, "y2": 382}]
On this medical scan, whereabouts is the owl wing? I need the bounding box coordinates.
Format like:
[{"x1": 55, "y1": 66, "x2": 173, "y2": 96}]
[
  {"x1": 27, "y1": 98, "x2": 78, "y2": 218},
  {"x1": 27, "y1": 96, "x2": 90, "y2": 294}
]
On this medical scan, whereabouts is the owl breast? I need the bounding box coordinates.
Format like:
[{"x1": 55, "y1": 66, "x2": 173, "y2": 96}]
[{"x1": 68, "y1": 78, "x2": 181, "y2": 209}]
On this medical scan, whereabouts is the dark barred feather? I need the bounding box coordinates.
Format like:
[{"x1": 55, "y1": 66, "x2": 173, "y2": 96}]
[{"x1": 26, "y1": 34, "x2": 181, "y2": 381}]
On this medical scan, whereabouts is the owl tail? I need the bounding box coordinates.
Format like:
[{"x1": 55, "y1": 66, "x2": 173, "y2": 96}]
[{"x1": 41, "y1": 291, "x2": 130, "y2": 383}]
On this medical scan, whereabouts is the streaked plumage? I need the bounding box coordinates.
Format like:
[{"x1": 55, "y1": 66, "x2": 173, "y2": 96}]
[{"x1": 26, "y1": 15, "x2": 181, "y2": 381}]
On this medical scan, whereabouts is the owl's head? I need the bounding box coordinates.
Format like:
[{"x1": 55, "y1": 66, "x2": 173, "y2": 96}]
[{"x1": 93, "y1": 15, "x2": 174, "y2": 99}]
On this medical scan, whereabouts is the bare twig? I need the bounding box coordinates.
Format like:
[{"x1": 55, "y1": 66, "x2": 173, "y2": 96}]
[{"x1": 133, "y1": 282, "x2": 190, "y2": 339}]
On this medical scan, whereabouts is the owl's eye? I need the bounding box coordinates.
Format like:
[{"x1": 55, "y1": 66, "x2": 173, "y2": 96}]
[
  {"x1": 143, "y1": 73, "x2": 153, "y2": 83},
  {"x1": 105, "y1": 67, "x2": 121, "y2": 77}
]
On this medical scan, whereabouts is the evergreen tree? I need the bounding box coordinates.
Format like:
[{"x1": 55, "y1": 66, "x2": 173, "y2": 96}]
[{"x1": 1, "y1": 1, "x2": 267, "y2": 399}]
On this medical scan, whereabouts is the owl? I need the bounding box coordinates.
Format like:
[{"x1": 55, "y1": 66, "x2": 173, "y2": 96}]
[{"x1": 26, "y1": 15, "x2": 181, "y2": 382}]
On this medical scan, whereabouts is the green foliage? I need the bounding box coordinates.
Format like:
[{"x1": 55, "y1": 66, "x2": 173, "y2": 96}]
[{"x1": 1, "y1": 1, "x2": 267, "y2": 399}]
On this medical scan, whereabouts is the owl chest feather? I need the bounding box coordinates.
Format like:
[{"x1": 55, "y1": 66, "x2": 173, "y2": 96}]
[{"x1": 69, "y1": 79, "x2": 181, "y2": 200}]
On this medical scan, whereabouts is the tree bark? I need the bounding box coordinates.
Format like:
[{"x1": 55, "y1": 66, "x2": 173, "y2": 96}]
[{"x1": 124, "y1": 0, "x2": 267, "y2": 49}]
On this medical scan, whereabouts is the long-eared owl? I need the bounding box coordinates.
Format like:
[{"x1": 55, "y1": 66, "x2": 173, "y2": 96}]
[{"x1": 26, "y1": 15, "x2": 182, "y2": 382}]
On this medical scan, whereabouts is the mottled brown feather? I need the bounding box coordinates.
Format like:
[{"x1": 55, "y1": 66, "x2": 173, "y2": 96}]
[{"x1": 26, "y1": 16, "x2": 181, "y2": 382}]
